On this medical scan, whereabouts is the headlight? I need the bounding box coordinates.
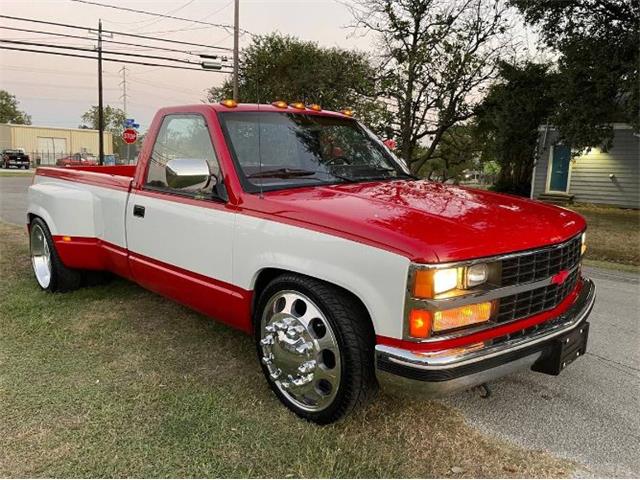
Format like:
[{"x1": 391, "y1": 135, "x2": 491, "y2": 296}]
[
  {"x1": 465, "y1": 264, "x2": 488, "y2": 288},
  {"x1": 433, "y1": 268, "x2": 458, "y2": 294},
  {"x1": 413, "y1": 264, "x2": 489, "y2": 298},
  {"x1": 581, "y1": 232, "x2": 587, "y2": 256}
]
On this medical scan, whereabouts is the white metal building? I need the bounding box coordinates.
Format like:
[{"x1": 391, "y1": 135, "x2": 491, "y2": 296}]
[{"x1": 0, "y1": 123, "x2": 113, "y2": 165}]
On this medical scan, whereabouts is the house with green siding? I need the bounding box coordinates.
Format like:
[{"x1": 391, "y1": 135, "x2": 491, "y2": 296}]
[{"x1": 532, "y1": 124, "x2": 639, "y2": 208}]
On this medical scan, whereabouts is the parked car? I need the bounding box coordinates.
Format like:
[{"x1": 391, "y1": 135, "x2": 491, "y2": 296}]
[
  {"x1": 26, "y1": 102, "x2": 595, "y2": 424},
  {"x1": 103, "y1": 154, "x2": 120, "y2": 166},
  {"x1": 1, "y1": 148, "x2": 30, "y2": 169},
  {"x1": 56, "y1": 153, "x2": 98, "y2": 167}
]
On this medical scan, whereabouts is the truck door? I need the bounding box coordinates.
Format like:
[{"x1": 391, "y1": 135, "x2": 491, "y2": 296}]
[{"x1": 125, "y1": 113, "x2": 238, "y2": 322}]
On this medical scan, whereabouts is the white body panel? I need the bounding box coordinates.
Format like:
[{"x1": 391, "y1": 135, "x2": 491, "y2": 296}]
[
  {"x1": 125, "y1": 192, "x2": 235, "y2": 284},
  {"x1": 28, "y1": 174, "x2": 411, "y2": 339},
  {"x1": 233, "y1": 214, "x2": 410, "y2": 339},
  {"x1": 28, "y1": 176, "x2": 130, "y2": 248}
]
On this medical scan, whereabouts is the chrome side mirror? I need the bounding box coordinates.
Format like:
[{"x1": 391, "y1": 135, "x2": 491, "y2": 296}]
[{"x1": 165, "y1": 158, "x2": 212, "y2": 189}]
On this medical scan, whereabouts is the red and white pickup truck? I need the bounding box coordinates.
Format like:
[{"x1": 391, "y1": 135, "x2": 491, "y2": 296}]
[{"x1": 27, "y1": 102, "x2": 595, "y2": 424}]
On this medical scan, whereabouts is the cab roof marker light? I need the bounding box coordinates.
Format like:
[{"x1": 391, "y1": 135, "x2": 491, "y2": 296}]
[
  {"x1": 272, "y1": 100, "x2": 288, "y2": 109},
  {"x1": 340, "y1": 108, "x2": 354, "y2": 116},
  {"x1": 308, "y1": 104, "x2": 322, "y2": 111},
  {"x1": 290, "y1": 102, "x2": 306, "y2": 110},
  {"x1": 220, "y1": 99, "x2": 237, "y2": 108}
]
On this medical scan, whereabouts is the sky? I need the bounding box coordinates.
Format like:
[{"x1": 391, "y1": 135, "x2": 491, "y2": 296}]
[
  {"x1": 0, "y1": 0, "x2": 379, "y2": 131},
  {"x1": 0, "y1": 0, "x2": 542, "y2": 132}
]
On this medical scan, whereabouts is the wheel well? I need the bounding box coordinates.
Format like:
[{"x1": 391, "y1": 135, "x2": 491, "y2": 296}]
[
  {"x1": 251, "y1": 268, "x2": 376, "y2": 338},
  {"x1": 27, "y1": 213, "x2": 40, "y2": 231}
]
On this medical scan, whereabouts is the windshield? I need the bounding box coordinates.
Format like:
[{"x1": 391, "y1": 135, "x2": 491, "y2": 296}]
[{"x1": 218, "y1": 111, "x2": 411, "y2": 192}]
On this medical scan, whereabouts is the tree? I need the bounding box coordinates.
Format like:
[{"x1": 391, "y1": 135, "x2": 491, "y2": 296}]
[
  {"x1": 80, "y1": 105, "x2": 127, "y2": 152},
  {"x1": 349, "y1": 0, "x2": 513, "y2": 174},
  {"x1": 206, "y1": 33, "x2": 391, "y2": 134},
  {"x1": 475, "y1": 61, "x2": 557, "y2": 195},
  {"x1": 0, "y1": 90, "x2": 31, "y2": 124},
  {"x1": 511, "y1": 0, "x2": 639, "y2": 151},
  {"x1": 418, "y1": 124, "x2": 482, "y2": 182}
]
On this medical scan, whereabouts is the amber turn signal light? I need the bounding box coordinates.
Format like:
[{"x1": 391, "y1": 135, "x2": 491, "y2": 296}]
[
  {"x1": 432, "y1": 301, "x2": 493, "y2": 332},
  {"x1": 413, "y1": 270, "x2": 434, "y2": 298},
  {"x1": 409, "y1": 309, "x2": 432, "y2": 338}
]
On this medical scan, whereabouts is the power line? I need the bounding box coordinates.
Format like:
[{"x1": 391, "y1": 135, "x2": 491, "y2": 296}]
[
  {"x1": 0, "y1": 45, "x2": 232, "y2": 72},
  {"x1": 1, "y1": 64, "x2": 119, "y2": 77},
  {"x1": 69, "y1": 0, "x2": 251, "y2": 35},
  {"x1": 0, "y1": 39, "x2": 210, "y2": 66},
  {"x1": 0, "y1": 14, "x2": 233, "y2": 51},
  {"x1": 0, "y1": 80, "x2": 119, "y2": 91},
  {"x1": 140, "y1": 0, "x2": 234, "y2": 35},
  {"x1": 0, "y1": 26, "x2": 216, "y2": 56},
  {"x1": 136, "y1": 0, "x2": 198, "y2": 30}
]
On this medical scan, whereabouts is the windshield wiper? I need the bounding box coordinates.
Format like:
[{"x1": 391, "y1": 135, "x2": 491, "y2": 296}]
[
  {"x1": 247, "y1": 168, "x2": 319, "y2": 179},
  {"x1": 329, "y1": 165, "x2": 411, "y2": 182},
  {"x1": 246, "y1": 167, "x2": 357, "y2": 183}
]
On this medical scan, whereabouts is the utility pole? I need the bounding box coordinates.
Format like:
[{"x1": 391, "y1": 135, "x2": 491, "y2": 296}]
[
  {"x1": 97, "y1": 19, "x2": 104, "y2": 166},
  {"x1": 120, "y1": 65, "x2": 128, "y2": 115},
  {"x1": 120, "y1": 65, "x2": 130, "y2": 162},
  {"x1": 232, "y1": 0, "x2": 239, "y2": 101}
]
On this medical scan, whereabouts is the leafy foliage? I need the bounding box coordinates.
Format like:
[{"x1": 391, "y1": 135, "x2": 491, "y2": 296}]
[
  {"x1": 475, "y1": 61, "x2": 556, "y2": 195},
  {"x1": 206, "y1": 33, "x2": 391, "y2": 135},
  {"x1": 417, "y1": 124, "x2": 482, "y2": 182},
  {"x1": 0, "y1": 90, "x2": 31, "y2": 125},
  {"x1": 350, "y1": 0, "x2": 513, "y2": 174},
  {"x1": 511, "y1": 0, "x2": 639, "y2": 151},
  {"x1": 80, "y1": 105, "x2": 127, "y2": 152}
]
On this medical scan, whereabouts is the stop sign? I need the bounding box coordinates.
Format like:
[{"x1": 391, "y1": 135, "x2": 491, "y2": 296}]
[{"x1": 122, "y1": 128, "x2": 138, "y2": 144}]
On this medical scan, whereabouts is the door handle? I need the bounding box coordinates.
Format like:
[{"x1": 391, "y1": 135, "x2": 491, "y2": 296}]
[{"x1": 133, "y1": 205, "x2": 145, "y2": 218}]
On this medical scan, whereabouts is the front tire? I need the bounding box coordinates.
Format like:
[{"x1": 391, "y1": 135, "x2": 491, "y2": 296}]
[
  {"x1": 255, "y1": 273, "x2": 377, "y2": 424},
  {"x1": 30, "y1": 218, "x2": 82, "y2": 292}
]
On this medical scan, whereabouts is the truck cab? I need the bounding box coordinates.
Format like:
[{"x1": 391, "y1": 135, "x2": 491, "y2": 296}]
[{"x1": 26, "y1": 102, "x2": 595, "y2": 424}]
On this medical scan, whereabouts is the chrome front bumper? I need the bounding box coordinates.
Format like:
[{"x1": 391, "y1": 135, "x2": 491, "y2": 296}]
[{"x1": 375, "y1": 277, "x2": 596, "y2": 396}]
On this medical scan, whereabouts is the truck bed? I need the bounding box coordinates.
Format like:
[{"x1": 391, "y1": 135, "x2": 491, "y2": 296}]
[{"x1": 35, "y1": 165, "x2": 136, "y2": 191}]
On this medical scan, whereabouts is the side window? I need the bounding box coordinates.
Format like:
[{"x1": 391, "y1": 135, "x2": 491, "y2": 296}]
[{"x1": 145, "y1": 114, "x2": 220, "y2": 194}]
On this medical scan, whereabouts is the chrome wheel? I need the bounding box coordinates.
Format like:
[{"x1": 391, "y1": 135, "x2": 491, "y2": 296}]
[
  {"x1": 259, "y1": 290, "x2": 342, "y2": 412},
  {"x1": 30, "y1": 224, "x2": 52, "y2": 288}
]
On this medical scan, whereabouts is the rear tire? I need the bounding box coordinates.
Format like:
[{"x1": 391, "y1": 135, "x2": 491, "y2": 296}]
[
  {"x1": 30, "y1": 217, "x2": 83, "y2": 292},
  {"x1": 255, "y1": 273, "x2": 377, "y2": 424}
]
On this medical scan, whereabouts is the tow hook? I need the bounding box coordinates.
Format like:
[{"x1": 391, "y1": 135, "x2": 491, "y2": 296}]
[{"x1": 473, "y1": 382, "x2": 492, "y2": 398}]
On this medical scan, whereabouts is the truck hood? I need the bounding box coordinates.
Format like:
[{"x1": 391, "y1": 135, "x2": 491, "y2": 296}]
[{"x1": 252, "y1": 180, "x2": 586, "y2": 263}]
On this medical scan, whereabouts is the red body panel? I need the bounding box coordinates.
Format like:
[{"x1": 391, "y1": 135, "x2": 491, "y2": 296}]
[
  {"x1": 239, "y1": 180, "x2": 585, "y2": 263},
  {"x1": 53, "y1": 235, "x2": 253, "y2": 333},
  {"x1": 53, "y1": 236, "x2": 132, "y2": 279},
  {"x1": 36, "y1": 166, "x2": 134, "y2": 191},
  {"x1": 128, "y1": 251, "x2": 253, "y2": 333}
]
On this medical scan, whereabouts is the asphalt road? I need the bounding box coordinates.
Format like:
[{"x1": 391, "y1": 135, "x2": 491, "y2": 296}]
[
  {"x1": 1, "y1": 175, "x2": 638, "y2": 477},
  {"x1": 446, "y1": 266, "x2": 640, "y2": 478},
  {"x1": 0, "y1": 173, "x2": 32, "y2": 226}
]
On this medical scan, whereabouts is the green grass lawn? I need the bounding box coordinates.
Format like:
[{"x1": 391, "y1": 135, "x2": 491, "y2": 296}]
[
  {"x1": 0, "y1": 171, "x2": 33, "y2": 177},
  {"x1": 0, "y1": 222, "x2": 572, "y2": 478},
  {"x1": 569, "y1": 204, "x2": 640, "y2": 267}
]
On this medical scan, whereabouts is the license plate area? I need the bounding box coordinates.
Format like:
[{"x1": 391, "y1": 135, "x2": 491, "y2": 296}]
[{"x1": 532, "y1": 322, "x2": 589, "y2": 375}]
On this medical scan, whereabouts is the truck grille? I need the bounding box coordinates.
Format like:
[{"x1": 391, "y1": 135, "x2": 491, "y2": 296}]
[
  {"x1": 501, "y1": 236, "x2": 581, "y2": 286},
  {"x1": 496, "y1": 237, "x2": 582, "y2": 323}
]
